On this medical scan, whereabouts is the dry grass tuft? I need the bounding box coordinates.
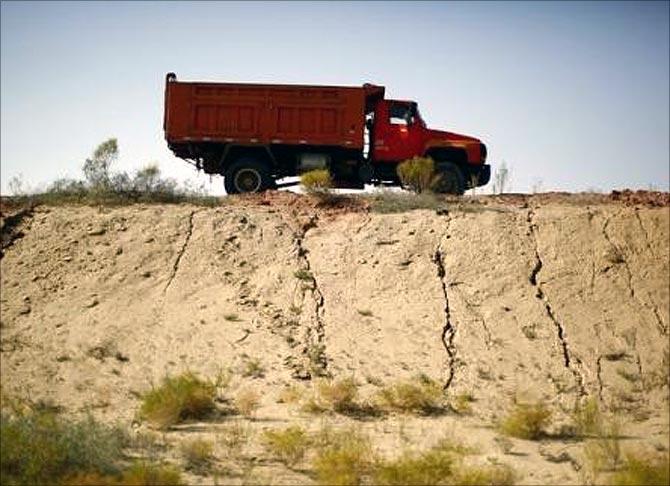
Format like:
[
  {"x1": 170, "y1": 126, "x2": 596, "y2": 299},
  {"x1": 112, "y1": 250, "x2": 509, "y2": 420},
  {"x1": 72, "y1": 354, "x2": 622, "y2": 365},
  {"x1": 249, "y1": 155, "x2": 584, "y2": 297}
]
[
  {"x1": 375, "y1": 375, "x2": 445, "y2": 415},
  {"x1": 397, "y1": 157, "x2": 437, "y2": 194},
  {"x1": 499, "y1": 400, "x2": 552, "y2": 440},
  {"x1": 611, "y1": 451, "x2": 670, "y2": 485},
  {"x1": 180, "y1": 438, "x2": 214, "y2": 473},
  {"x1": 139, "y1": 372, "x2": 216, "y2": 429},
  {"x1": 263, "y1": 425, "x2": 310, "y2": 467},
  {"x1": 301, "y1": 169, "x2": 333, "y2": 194},
  {"x1": 312, "y1": 428, "x2": 374, "y2": 485},
  {"x1": 235, "y1": 387, "x2": 261, "y2": 418}
]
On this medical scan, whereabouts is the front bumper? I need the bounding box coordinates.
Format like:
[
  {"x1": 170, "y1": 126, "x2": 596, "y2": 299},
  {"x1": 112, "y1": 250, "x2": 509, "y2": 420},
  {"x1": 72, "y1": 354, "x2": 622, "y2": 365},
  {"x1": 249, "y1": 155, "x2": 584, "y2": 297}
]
[{"x1": 465, "y1": 164, "x2": 491, "y2": 187}]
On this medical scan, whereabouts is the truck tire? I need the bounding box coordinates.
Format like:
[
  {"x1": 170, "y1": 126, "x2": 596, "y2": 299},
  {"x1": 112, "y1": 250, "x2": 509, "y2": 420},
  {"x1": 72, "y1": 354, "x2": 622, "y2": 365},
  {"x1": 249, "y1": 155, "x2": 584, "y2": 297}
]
[
  {"x1": 224, "y1": 158, "x2": 275, "y2": 195},
  {"x1": 433, "y1": 162, "x2": 465, "y2": 195}
]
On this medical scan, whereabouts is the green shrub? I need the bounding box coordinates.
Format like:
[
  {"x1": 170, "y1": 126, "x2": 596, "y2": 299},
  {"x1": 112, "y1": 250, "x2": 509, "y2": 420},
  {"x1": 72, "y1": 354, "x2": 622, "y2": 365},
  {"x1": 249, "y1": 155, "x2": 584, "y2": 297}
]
[
  {"x1": 0, "y1": 410, "x2": 127, "y2": 485},
  {"x1": 180, "y1": 438, "x2": 214, "y2": 473},
  {"x1": 612, "y1": 451, "x2": 670, "y2": 486},
  {"x1": 375, "y1": 375, "x2": 445, "y2": 415},
  {"x1": 301, "y1": 169, "x2": 333, "y2": 193},
  {"x1": 312, "y1": 429, "x2": 374, "y2": 485},
  {"x1": 499, "y1": 401, "x2": 552, "y2": 440},
  {"x1": 263, "y1": 426, "x2": 310, "y2": 467},
  {"x1": 139, "y1": 372, "x2": 216, "y2": 429},
  {"x1": 396, "y1": 157, "x2": 437, "y2": 193}
]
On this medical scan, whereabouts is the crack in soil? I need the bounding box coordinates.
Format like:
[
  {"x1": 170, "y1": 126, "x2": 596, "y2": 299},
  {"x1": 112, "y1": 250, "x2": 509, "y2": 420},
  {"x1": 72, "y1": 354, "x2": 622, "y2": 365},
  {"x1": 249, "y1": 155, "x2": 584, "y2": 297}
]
[
  {"x1": 293, "y1": 213, "x2": 329, "y2": 378},
  {"x1": 527, "y1": 209, "x2": 586, "y2": 397},
  {"x1": 633, "y1": 209, "x2": 655, "y2": 258},
  {"x1": 596, "y1": 355, "x2": 604, "y2": 403},
  {"x1": 432, "y1": 220, "x2": 456, "y2": 391},
  {"x1": 603, "y1": 211, "x2": 667, "y2": 336},
  {"x1": 164, "y1": 210, "x2": 197, "y2": 293}
]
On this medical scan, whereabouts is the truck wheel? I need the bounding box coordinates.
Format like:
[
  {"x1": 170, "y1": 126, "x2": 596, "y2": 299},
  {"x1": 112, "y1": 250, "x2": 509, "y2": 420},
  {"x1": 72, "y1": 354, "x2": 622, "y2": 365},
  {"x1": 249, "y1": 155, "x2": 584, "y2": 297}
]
[
  {"x1": 224, "y1": 158, "x2": 275, "y2": 195},
  {"x1": 433, "y1": 162, "x2": 465, "y2": 195}
]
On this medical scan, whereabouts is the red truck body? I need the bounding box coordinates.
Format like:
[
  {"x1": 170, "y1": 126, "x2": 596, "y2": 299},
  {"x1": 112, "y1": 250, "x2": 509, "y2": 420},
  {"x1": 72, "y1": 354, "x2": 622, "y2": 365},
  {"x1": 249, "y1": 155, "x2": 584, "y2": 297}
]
[{"x1": 164, "y1": 73, "x2": 489, "y2": 194}]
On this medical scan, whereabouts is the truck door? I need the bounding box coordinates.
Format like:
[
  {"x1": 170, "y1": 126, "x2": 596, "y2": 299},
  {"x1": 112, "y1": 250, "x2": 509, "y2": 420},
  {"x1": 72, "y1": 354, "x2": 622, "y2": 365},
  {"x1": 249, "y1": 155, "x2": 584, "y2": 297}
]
[{"x1": 373, "y1": 101, "x2": 423, "y2": 162}]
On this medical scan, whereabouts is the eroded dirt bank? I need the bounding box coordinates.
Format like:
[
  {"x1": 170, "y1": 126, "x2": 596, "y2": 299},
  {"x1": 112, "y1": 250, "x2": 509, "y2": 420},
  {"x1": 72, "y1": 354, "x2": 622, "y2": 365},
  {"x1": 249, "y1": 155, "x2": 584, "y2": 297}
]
[{"x1": 1, "y1": 194, "x2": 668, "y2": 485}]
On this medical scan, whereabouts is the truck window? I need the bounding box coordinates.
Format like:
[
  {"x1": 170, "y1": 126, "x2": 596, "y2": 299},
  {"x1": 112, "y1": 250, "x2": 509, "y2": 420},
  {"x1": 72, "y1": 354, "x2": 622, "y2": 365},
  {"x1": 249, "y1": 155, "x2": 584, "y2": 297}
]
[{"x1": 389, "y1": 104, "x2": 410, "y2": 125}]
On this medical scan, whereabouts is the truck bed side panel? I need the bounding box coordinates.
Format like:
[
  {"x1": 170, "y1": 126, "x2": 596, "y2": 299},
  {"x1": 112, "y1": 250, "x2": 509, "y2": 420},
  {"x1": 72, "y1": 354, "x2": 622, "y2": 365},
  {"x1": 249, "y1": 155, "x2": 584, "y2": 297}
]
[{"x1": 165, "y1": 82, "x2": 365, "y2": 150}]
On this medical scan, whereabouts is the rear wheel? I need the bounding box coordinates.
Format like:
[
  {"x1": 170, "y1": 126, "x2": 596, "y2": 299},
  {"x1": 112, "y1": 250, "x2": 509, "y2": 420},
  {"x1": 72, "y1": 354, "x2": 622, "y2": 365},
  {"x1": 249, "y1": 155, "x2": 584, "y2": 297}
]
[
  {"x1": 433, "y1": 162, "x2": 465, "y2": 195},
  {"x1": 224, "y1": 158, "x2": 275, "y2": 195}
]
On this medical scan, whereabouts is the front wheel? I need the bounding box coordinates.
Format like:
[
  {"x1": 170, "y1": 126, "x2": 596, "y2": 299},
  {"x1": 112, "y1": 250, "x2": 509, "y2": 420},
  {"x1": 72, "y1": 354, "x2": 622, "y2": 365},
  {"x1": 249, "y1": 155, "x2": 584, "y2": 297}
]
[
  {"x1": 224, "y1": 158, "x2": 275, "y2": 195},
  {"x1": 433, "y1": 162, "x2": 465, "y2": 195}
]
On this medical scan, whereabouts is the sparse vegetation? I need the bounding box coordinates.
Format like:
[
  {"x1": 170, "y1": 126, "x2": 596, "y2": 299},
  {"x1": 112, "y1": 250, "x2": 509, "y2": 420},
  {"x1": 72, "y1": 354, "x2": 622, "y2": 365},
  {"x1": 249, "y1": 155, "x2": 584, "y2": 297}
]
[
  {"x1": 263, "y1": 426, "x2": 311, "y2": 467},
  {"x1": 375, "y1": 375, "x2": 445, "y2": 415},
  {"x1": 235, "y1": 388, "x2": 261, "y2": 418},
  {"x1": 312, "y1": 428, "x2": 374, "y2": 485},
  {"x1": 32, "y1": 138, "x2": 217, "y2": 206},
  {"x1": 572, "y1": 397, "x2": 604, "y2": 437},
  {"x1": 367, "y1": 190, "x2": 447, "y2": 214},
  {"x1": 373, "y1": 442, "x2": 459, "y2": 485},
  {"x1": 277, "y1": 385, "x2": 304, "y2": 404},
  {"x1": 0, "y1": 409, "x2": 128, "y2": 485},
  {"x1": 397, "y1": 157, "x2": 437, "y2": 193},
  {"x1": 499, "y1": 400, "x2": 552, "y2": 440},
  {"x1": 455, "y1": 464, "x2": 516, "y2": 485},
  {"x1": 581, "y1": 417, "x2": 624, "y2": 483},
  {"x1": 300, "y1": 378, "x2": 378, "y2": 417},
  {"x1": 180, "y1": 438, "x2": 214, "y2": 473},
  {"x1": 611, "y1": 451, "x2": 670, "y2": 486},
  {"x1": 139, "y1": 372, "x2": 216, "y2": 429},
  {"x1": 241, "y1": 358, "x2": 266, "y2": 379},
  {"x1": 450, "y1": 392, "x2": 476, "y2": 415},
  {"x1": 61, "y1": 462, "x2": 184, "y2": 486},
  {"x1": 117, "y1": 461, "x2": 184, "y2": 485},
  {"x1": 373, "y1": 437, "x2": 513, "y2": 486},
  {"x1": 217, "y1": 423, "x2": 250, "y2": 459}
]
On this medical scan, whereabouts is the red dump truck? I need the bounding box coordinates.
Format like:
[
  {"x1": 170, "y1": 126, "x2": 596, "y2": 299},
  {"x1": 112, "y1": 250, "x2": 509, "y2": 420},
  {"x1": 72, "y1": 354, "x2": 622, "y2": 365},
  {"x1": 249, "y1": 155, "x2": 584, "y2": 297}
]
[{"x1": 163, "y1": 72, "x2": 490, "y2": 194}]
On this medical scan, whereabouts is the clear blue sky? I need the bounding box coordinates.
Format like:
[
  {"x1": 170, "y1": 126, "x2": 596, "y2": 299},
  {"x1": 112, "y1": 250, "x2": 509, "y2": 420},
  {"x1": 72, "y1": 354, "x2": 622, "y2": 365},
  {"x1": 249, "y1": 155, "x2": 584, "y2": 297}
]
[{"x1": 1, "y1": 1, "x2": 669, "y2": 194}]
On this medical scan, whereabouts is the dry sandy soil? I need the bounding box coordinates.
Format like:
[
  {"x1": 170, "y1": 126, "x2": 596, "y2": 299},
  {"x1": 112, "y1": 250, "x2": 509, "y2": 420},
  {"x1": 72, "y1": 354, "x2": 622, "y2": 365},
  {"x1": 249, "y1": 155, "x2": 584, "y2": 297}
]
[{"x1": 1, "y1": 191, "x2": 668, "y2": 485}]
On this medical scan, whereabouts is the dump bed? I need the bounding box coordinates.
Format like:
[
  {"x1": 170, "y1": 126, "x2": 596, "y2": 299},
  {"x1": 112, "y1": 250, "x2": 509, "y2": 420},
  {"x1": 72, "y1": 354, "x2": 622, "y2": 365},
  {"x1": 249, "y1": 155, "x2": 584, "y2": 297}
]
[{"x1": 164, "y1": 74, "x2": 385, "y2": 150}]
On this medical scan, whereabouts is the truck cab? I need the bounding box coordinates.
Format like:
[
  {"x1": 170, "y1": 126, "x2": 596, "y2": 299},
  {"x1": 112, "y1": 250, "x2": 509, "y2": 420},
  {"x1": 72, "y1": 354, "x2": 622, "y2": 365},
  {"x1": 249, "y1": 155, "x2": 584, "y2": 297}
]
[{"x1": 368, "y1": 99, "x2": 490, "y2": 193}]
